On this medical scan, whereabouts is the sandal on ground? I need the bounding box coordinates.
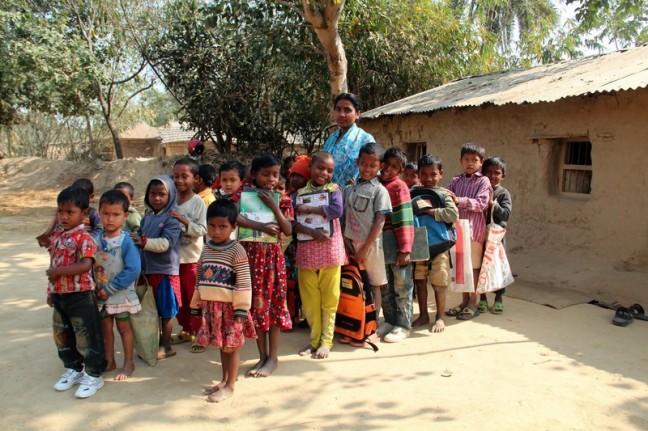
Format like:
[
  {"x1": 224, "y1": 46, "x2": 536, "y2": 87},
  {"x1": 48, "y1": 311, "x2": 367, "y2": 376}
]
[
  {"x1": 491, "y1": 301, "x2": 504, "y2": 314},
  {"x1": 339, "y1": 335, "x2": 352, "y2": 344},
  {"x1": 170, "y1": 331, "x2": 194, "y2": 345},
  {"x1": 190, "y1": 343, "x2": 205, "y2": 353},
  {"x1": 612, "y1": 307, "x2": 634, "y2": 327},
  {"x1": 157, "y1": 349, "x2": 177, "y2": 360},
  {"x1": 477, "y1": 300, "x2": 489, "y2": 313},
  {"x1": 628, "y1": 304, "x2": 648, "y2": 321},
  {"x1": 349, "y1": 338, "x2": 366, "y2": 348},
  {"x1": 446, "y1": 305, "x2": 465, "y2": 317},
  {"x1": 456, "y1": 307, "x2": 480, "y2": 321}
]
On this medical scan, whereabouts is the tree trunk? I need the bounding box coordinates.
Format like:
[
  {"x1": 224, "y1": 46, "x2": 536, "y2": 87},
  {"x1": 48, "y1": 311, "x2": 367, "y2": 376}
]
[
  {"x1": 302, "y1": 0, "x2": 348, "y2": 100},
  {"x1": 76, "y1": 91, "x2": 95, "y2": 153},
  {"x1": 94, "y1": 81, "x2": 124, "y2": 159}
]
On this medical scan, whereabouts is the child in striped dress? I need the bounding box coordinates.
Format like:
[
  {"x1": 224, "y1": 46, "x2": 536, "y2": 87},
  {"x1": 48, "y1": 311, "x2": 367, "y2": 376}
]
[
  {"x1": 293, "y1": 152, "x2": 347, "y2": 359},
  {"x1": 191, "y1": 199, "x2": 256, "y2": 403}
]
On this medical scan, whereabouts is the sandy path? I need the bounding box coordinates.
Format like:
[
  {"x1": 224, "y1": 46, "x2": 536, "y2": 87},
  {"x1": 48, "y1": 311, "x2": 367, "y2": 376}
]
[{"x1": 1, "y1": 226, "x2": 647, "y2": 431}]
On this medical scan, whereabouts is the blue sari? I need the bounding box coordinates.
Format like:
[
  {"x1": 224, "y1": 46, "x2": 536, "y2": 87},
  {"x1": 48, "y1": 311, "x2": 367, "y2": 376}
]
[{"x1": 323, "y1": 124, "x2": 375, "y2": 186}]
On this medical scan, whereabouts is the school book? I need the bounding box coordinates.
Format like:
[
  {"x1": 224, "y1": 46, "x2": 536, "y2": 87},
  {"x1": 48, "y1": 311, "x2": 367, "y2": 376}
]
[
  {"x1": 295, "y1": 190, "x2": 333, "y2": 241},
  {"x1": 382, "y1": 227, "x2": 430, "y2": 264},
  {"x1": 238, "y1": 187, "x2": 280, "y2": 244}
]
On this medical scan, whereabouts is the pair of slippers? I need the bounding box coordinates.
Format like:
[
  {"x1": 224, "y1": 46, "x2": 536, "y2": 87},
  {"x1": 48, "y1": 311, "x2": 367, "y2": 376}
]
[{"x1": 612, "y1": 303, "x2": 648, "y2": 327}]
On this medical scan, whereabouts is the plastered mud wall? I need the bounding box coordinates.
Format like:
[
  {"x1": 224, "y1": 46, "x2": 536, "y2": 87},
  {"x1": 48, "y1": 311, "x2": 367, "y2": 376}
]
[{"x1": 361, "y1": 89, "x2": 648, "y2": 269}]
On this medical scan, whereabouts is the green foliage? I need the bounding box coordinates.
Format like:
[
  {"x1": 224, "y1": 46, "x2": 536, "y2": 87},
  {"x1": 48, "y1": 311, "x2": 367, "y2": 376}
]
[
  {"x1": 567, "y1": 0, "x2": 648, "y2": 49},
  {"x1": 151, "y1": 0, "x2": 330, "y2": 156},
  {"x1": 450, "y1": 0, "x2": 559, "y2": 66},
  {"x1": 0, "y1": 5, "x2": 92, "y2": 125},
  {"x1": 341, "y1": 0, "x2": 505, "y2": 108}
]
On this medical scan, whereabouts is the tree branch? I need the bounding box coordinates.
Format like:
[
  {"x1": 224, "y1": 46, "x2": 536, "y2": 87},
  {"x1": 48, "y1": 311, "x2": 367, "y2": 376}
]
[{"x1": 116, "y1": 81, "x2": 155, "y2": 119}]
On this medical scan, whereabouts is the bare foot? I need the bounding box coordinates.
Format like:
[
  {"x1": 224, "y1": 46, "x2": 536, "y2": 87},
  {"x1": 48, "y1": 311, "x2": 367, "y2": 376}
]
[
  {"x1": 203, "y1": 381, "x2": 226, "y2": 395},
  {"x1": 207, "y1": 386, "x2": 234, "y2": 403},
  {"x1": 247, "y1": 358, "x2": 265, "y2": 376},
  {"x1": 431, "y1": 318, "x2": 446, "y2": 333},
  {"x1": 114, "y1": 363, "x2": 134, "y2": 381},
  {"x1": 105, "y1": 360, "x2": 116, "y2": 373},
  {"x1": 315, "y1": 345, "x2": 330, "y2": 359},
  {"x1": 412, "y1": 315, "x2": 430, "y2": 328},
  {"x1": 299, "y1": 345, "x2": 315, "y2": 357},
  {"x1": 255, "y1": 357, "x2": 277, "y2": 377}
]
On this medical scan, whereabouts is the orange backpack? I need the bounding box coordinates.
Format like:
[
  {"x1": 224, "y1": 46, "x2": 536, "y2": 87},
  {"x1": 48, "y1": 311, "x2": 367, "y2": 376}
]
[{"x1": 335, "y1": 263, "x2": 379, "y2": 352}]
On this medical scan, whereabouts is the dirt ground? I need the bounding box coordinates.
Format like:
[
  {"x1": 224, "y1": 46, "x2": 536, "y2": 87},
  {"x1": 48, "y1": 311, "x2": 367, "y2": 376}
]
[{"x1": 0, "y1": 157, "x2": 647, "y2": 431}]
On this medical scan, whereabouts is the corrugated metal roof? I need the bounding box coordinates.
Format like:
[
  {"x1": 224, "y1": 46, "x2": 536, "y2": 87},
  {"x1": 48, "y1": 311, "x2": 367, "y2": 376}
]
[{"x1": 363, "y1": 44, "x2": 648, "y2": 119}]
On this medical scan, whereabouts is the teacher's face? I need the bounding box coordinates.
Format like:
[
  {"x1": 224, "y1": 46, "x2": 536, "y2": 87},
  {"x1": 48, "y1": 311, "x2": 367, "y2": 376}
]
[{"x1": 333, "y1": 99, "x2": 360, "y2": 131}]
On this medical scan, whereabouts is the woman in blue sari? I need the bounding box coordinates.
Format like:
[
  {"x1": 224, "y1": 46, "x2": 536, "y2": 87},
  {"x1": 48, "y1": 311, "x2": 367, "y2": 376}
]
[{"x1": 323, "y1": 93, "x2": 375, "y2": 186}]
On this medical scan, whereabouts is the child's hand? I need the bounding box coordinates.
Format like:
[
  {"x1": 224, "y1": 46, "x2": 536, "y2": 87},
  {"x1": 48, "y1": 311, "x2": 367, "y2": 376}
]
[
  {"x1": 46, "y1": 295, "x2": 53, "y2": 307},
  {"x1": 168, "y1": 210, "x2": 188, "y2": 226},
  {"x1": 354, "y1": 245, "x2": 369, "y2": 264},
  {"x1": 261, "y1": 222, "x2": 280, "y2": 237},
  {"x1": 96, "y1": 289, "x2": 109, "y2": 301},
  {"x1": 310, "y1": 229, "x2": 330, "y2": 242},
  {"x1": 425, "y1": 208, "x2": 436, "y2": 216},
  {"x1": 294, "y1": 204, "x2": 309, "y2": 215},
  {"x1": 130, "y1": 232, "x2": 144, "y2": 247},
  {"x1": 46, "y1": 267, "x2": 60, "y2": 283},
  {"x1": 448, "y1": 192, "x2": 459, "y2": 205},
  {"x1": 36, "y1": 233, "x2": 51, "y2": 248},
  {"x1": 396, "y1": 252, "x2": 411, "y2": 268},
  {"x1": 490, "y1": 199, "x2": 496, "y2": 207},
  {"x1": 258, "y1": 190, "x2": 279, "y2": 210}
]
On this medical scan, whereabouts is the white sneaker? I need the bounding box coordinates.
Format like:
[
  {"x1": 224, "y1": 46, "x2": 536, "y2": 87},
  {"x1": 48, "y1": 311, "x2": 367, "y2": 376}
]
[
  {"x1": 377, "y1": 322, "x2": 394, "y2": 338},
  {"x1": 383, "y1": 326, "x2": 410, "y2": 343},
  {"x1": 54, "y1": 369, "x2": 84, "y2": 391},
  {"x1": 74, "y1": 374, "x2": 104, "y2": 399}
]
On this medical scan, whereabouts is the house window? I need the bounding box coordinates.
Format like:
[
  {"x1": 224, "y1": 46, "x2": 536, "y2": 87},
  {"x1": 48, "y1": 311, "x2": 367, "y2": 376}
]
[
  {"x1": 406, "y1": 142, "x2": 427, "y2": 164},
  {"x1": 560, "y1": 140, "x2": 592, "y2": 194}
]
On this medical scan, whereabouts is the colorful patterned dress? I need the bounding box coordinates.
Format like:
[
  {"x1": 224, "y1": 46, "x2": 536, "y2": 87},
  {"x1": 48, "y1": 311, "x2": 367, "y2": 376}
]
[{"x1": 231, "y1": 181, "x2": 294, "y2": 332}]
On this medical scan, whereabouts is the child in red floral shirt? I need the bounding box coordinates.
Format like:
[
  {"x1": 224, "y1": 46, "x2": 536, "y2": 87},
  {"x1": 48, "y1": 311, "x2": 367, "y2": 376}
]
[{"x1": 47, "y1": 186, "x2": 106, "y2": 399}]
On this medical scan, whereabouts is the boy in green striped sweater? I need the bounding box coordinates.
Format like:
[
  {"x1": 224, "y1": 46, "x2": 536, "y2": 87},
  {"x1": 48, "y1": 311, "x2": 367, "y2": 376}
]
[{"x1": 379, "y1": 147, "x2": 415, "y2": 343}]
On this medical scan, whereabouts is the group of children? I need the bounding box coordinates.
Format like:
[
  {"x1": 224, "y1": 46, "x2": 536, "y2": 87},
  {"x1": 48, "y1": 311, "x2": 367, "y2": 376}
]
[{"x1": 42, "y1": 142, "x2": 512, "y2": 403}]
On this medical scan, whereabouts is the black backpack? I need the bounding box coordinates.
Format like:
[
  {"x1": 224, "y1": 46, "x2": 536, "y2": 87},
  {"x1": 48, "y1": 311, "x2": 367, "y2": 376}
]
[{"x1": 410, "y1": 187, "x2": 456, "y2": 257}]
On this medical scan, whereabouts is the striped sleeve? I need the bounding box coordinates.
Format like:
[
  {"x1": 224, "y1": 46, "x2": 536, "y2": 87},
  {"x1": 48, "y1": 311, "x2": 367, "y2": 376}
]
[{"x1": 232, "y1": 244, "x2": 252, "y2": 313}]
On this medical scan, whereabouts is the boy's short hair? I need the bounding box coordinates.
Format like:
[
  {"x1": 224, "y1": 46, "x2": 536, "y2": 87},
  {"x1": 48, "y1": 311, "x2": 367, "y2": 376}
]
[
  {"x1": 174, "y1": 157, "x2": 200, "y2": 175},
  {"x1": 251, "y1": 153, "x2": 281, "y2": 172},
  {"x1": 358, "y1": 142, "x2": 385, "y2": 160},
  {"x1": 114, "y1": 182, "x2": 135, "y2": 199},
  {"x1": 382, "y1": 147, "x2": 407, "y2": 168},
  {"x1": 405, "y1": 162, "x2": 418, "y2": 171},
  {"x1": 207, "y1": 199, "x2": 238, "y2": 225},
  {"x1": 71, "y1": 178, "x2": 94, "y2": 195},
  {"x1": 58, "y1": 186, "x2": 90, "y2": 210},
  {"x1": 283, "y1": 155, "x2": 296, "y2": 168},
  {"x1": 460, "y1": 143, "x2": 486, "y2": 160},
  {"x1": 311, "y1": 151, "x2": 334, "y2": 166},
  {"x1": 99, "y1": 190, "x2": 129, "y2": 212},
  {"x1": 419, "y1": 154, "x2": 443, "y2": 171},
  {"x1": 198, "y1": 164, "x2": 217, "y2": 186},
  {"x1": 482, "y1": 156, "x2": 507, "y2": 175},
  {"x1": 219, "y1": 160, "x2": 246, "y2": 180}
]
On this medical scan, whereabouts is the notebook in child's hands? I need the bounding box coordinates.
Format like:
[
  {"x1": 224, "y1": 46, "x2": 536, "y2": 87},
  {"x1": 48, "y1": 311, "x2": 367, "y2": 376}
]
[
  {"x1": 295, "y1": 190, "x2": 333, "y2": 241},
  {"x1": 238, "y1": 187, "x2": 280, "y2": 244}
]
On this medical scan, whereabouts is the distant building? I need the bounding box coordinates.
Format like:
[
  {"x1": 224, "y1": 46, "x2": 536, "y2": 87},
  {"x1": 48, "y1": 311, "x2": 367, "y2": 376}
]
[{"x1": 121, "y1": 122, "x2": 204, "y2": 158}]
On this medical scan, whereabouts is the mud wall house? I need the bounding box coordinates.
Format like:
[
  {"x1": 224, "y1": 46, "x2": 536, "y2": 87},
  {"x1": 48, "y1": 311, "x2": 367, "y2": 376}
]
[
  {"x1": 121, "y1": 122, "x2": 202, "y2": 158},
  {"x1": 361, "y1": 45, "x2": 648, "y2": 284}
]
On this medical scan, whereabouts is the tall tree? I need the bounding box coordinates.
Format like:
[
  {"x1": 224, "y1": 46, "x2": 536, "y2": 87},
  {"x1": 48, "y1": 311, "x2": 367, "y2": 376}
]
[{"x1": 300, "y1": 0, "x2": 348, "y2": 99}]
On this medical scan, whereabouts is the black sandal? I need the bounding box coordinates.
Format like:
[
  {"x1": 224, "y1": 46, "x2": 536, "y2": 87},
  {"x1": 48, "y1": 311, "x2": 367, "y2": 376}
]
[
  {"x1": 629, "y1": 304, "x2": 648, "y2": 321},
  {"x1": 612, "y1": 307, "x2": 634, "y2": 327}
]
